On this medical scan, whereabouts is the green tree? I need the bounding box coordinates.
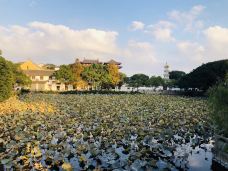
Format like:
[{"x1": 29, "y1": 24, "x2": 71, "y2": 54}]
[
  {"x1": 169, "y1": 71, "x2": 186, "y2": 80},
  {"x1": 82, "y1": 64, "x2": 113, "y2": 90},
  {"x1": 179, "y1": 59, "x2": 228, "y2": 91},
  {"x1": 0, "y1": 57, "x2": 14, "y2": 101},
  {"x1": 208, "y1": 75, "x2": 228, "y2": 137},
  {"x1": 7, "y1": 62, "x2": 31, "y2": 86},
  {"x1": 82, "y1": 64, "x2": 101, "y2": 90},
  {"x1": 128, "y1": 74, "x2": 149, "y2": 89},
  {"x1": 54, "y1": 65, "x2": 74, "y2": 83},
  {"x1": 148, "y1": 76, "x2": 164, "y2": 87}
]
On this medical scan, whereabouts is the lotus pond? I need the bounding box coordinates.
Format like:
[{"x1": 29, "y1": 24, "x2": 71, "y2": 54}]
[{"x1": 0, "y1": 94, "x2": 214, "y2": 170}]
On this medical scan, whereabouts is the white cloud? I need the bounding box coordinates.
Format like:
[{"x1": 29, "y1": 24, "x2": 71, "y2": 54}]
[
  {"x1": 121, "y1": 40, "x2": 159, "y2": 75},
  {"x1": 168, "y1": 5, "x2": 205, "y2": 31},
  {"x1": 177, "y1": 41, "x2": 205, "y2": 62},
  {"x1": 146, "y1": 20, "x2": 175, "y2": 42},
  {"x1": 175, "y1": 26, "x2": 228, "y2": 71},
  {"x1": 0, "y1": 22, "x2": 161, "y2": 76},
  {"x1": 130, "y1": 21, "x2": 145, "y2": 31},
  {"x1": 0, "y1": 21, "x2": 119, "y2": 64},
  {"x1": 203, "y1": 26, "x2": 228, "y2": 61},
  {"x1": 204, "y1": 26, "x2": 228, "y2": 50},
  {"x1": 123, "y1": 40, "x2": 157, "y2": 63}
]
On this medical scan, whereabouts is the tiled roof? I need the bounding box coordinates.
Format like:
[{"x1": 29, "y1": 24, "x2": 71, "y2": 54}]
[
  {"x1": 104, "y1": 59, "x2": 121, "y2": 65},
  {"x1": 81, "y1": 59, "x2": 102, "y2": 64},
  {"x1": 22, "y1": 70, "x2": 55, "y2": 76}
]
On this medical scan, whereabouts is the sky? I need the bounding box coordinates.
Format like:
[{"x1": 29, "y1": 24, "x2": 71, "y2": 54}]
[{"x1": 0, "y1": 0, "x2": 228, "y2": 76}]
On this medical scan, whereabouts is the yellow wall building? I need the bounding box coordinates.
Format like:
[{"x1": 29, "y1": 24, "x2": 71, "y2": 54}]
[{"x1": 19, "y1": 61, "x2": 73, "y2": 91}]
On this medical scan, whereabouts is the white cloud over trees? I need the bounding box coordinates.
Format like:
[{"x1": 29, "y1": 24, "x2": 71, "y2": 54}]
[{"x1": 0, "y1": 22, "x2": 119, "y2": 64}]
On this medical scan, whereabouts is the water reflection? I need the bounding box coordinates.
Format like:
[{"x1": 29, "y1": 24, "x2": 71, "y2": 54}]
[{"x1": 188, "y1": 146, "x2": 212, "y2": 171}]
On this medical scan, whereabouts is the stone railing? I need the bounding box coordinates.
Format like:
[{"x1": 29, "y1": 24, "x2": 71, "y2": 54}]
[{"x1": 213, "y1": 134, "x2": 228, "y2": 169}]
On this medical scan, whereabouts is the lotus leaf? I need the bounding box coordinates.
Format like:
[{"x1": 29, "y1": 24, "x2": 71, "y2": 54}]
[{"x1": 0, "y1": 93, "x2": 213, "y2": 170}]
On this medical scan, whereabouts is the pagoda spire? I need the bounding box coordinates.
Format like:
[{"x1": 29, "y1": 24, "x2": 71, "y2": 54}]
[{"x1": 163, "y1": 62, "x2": 170, "y2": 79}]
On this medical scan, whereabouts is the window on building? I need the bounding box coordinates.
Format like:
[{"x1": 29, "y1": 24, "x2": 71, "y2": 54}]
[
  {"x1": 31, "y1": 76, "x2": 35, "y2": 80},
  {"x1": 40, "y1": 76, "x2": 44, "y2": 80}
]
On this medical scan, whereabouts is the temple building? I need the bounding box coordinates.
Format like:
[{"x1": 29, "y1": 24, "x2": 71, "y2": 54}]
[
  {"x1": 104, "y1": 59, "x2": 122, "y2": 69},
  {"x1": 77, "y1": 58, "x2": 122, "y2": 69},
  {"x1": 19, "y1": 61, "x2": 72, "y2": 91},
  {"x1": 18, "y1": 58, "x2": 122, "y2": 91},
  {"x1": 163, "y1": 62, "x2": 170, "y2": 80}
]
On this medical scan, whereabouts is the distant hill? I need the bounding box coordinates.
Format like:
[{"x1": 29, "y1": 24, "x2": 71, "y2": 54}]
[{"x1": 179, "y1": 59, "x2": 228, "y2": 91}]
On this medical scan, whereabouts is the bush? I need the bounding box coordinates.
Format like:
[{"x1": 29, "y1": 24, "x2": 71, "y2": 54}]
[
  {"x1": 208, "y1": 79, "x2": 228, "y2": 137},
  {"x1": 0, "y1": 57, "x2": 14, "y2": 102}
]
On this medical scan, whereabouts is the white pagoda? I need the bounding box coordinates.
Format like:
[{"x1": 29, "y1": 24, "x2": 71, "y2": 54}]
[{"x1": 163, "y1": 62, "x2": 170, "y2": 80}]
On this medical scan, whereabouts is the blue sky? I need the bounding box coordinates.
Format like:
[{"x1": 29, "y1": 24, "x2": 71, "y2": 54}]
[{"x1": 0, "y1": 0, "x2": 228, "y2": 76}]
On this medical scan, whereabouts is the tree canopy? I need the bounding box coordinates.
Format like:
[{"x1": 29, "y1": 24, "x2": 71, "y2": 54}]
[
  {"x1": 0, "y1": 57, "x2": 14, "y2": 102},
  {"x1": 127, "y1": 74, "x2": 149, "y2": 88},
  {"x1": 107, "y1": 64, "x2": 120, "y2": 87},
  {"x1": 208, "y1": 75, "x2": 228, "y2": 137},
  {"x1": 169, "y1": 71, "x2": 186, "y2": 80},
  {"x1": 54, "y1": 65, "x2": 74, "y2": 83},
  {"x1": 7, "y1": 61, "x2": 31, "y2": 86},
  {"x1": 147, "y1": 76, "x2": 164, "y2": 87},
  {"x1": 178, "y1": 59, "x2": 228, "y2": 91}
]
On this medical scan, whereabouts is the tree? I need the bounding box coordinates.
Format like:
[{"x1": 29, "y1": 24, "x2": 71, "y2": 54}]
[
  {"x1": 7, "y1": 62, "x2": 31, "y2": 86},
  {"x1": 117, "y1": 72, "x2": 127, "y2": 88},
  {"x1": 148, "y1": 76, "x2": 164, "y2": 88},
  {"x1": 107, "y1": 64, "x2": 120, "y2": 87},
  {"x1": 128, "y1": 74, "x2": 149, "y2": 88},
  {"x1": 54, "y1": 65, "x2": 74, "y2": 83},
  {"x1": 179, "y1": 59, "x2": 228, "y2": 91},
  {"x1": 82, "y1": 64, "x2": 102, "y2": 90},
  {"x1": 72, "y1": 59, "x2": 85, "y2": 89},
  {"x1": 169, "y1": 71, "x2": 186, "y2": 80},
  {"x1": 208, "y1": 75, "x2": 228, "y2": 137},
  {"x1": 0, "y1": 57, "x2": 14, "y2": 101}
]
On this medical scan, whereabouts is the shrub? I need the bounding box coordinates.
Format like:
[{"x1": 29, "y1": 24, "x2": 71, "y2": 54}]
[
  {"x1": 0, "y1": 57, "x2": 14, "y2": 102},
  {"x1": 208, "y1": 78, "x2": 228, "y2": 137}
]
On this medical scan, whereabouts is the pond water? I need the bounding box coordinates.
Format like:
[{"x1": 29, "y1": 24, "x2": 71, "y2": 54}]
[{"x1": 188, "y1": 145, "x2": 213, "y2": 171}]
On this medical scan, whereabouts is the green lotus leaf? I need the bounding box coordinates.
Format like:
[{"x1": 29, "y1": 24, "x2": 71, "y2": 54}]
[{"x1": 1, "y1": 158, "x2": 12, "y2": 165}]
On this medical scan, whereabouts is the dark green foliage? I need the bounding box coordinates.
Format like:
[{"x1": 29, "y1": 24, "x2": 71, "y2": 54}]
[
  {"x1": 7, "y1": 62, "x2": 31, "y2": 86},
  {"x1": 208, "y1": 77, "x2": 228, "y2": 137},
  {"x1": 54, "y1": 65, "x2": 74, "y2": 82},
  {"x1": 82, "y1": 64, "x2": 111, "y2": 90},
  {"x1": 0, "y1": 57, "x2": 14, "y2": 102},
  {"x1": 179, "y1": 60, "x2": 228, "y2": 91},
  {"x1": 168, "y1": 71, "x2": 185, "y2": 88},
  {"x1": 127, "y1": 74, "x2": 149, "y2": 88},
  {"x1": 169, "y1": 71, "x2": 186, "y2": 80}
]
